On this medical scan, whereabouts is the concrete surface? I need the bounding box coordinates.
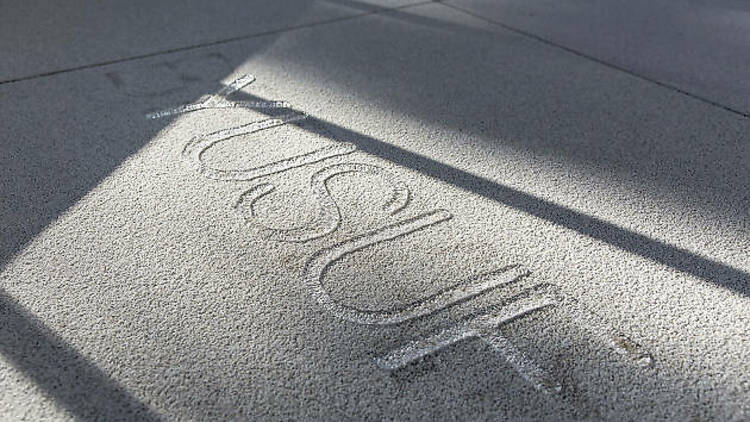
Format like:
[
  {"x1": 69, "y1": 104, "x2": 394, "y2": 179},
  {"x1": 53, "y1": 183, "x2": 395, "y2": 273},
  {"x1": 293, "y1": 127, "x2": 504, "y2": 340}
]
[
  {"x1": 1, "y1": 1, "x2": 748, "y2": 421},
  {"x1": 443, "y1": 0, "x2": 750, "y2": 116},
  {"x1": 0, "y1": 0, "x2": 424, "y2": 83}
]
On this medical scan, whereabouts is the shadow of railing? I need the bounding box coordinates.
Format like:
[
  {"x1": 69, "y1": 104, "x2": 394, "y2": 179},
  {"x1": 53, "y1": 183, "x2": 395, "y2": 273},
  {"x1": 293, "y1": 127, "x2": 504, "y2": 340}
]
[{"x1": 0, "y1": 290, "x2": 161, "y2": 420}]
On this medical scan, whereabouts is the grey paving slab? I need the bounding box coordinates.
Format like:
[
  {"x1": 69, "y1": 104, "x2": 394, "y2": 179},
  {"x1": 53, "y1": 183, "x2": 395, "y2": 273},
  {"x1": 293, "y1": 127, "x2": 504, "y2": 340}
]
[
  {"x1": 0, "y1": 2, "x2": 748, "y2": 421},
  {"x1": 443, "y1": 0, "x2": 750, "y2": 116},
  {"x1": 0, "y1": 0, "x2": 424, "y2": 83}
]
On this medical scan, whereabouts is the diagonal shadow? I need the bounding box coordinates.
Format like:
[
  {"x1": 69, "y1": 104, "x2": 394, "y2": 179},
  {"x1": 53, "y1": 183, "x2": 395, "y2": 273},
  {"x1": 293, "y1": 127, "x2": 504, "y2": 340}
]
[
  {"x1": 0, "y1": 290, "x2": 161, "y2": 420},
  {"x1": 231, "y1": 90, "x2": 750, "y2": 297},
  {"x1": 0, "y1": 2, "x2": 338, "y2": 418},
  {"x1": 258, "y1": 0, "x2": 750, "y2": 245},
  {"x1": 1, "y1": 2, "x2": 747, "y2": 417}
]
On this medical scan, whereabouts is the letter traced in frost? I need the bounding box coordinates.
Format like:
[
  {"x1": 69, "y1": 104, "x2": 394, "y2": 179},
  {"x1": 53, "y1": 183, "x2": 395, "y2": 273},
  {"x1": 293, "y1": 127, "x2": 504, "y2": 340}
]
[
  {"x1": 303, "y1": 209, "x2": 532, "y2": 325},
  {"x1": 375, "y1": 290, "x2": 562, "y2": 394},
  {"x1": 181, "y1": 113, "x2": 357, "y2": 181},
  {"x1": 235, "y1": 163, "x2": 411, "y2": 242},
  {"x1": 146, "y1": 74, "x2": 357, "y2": 180},
  {"x1": 145, "y1": 74, "x2": 289, "y2": 119}
]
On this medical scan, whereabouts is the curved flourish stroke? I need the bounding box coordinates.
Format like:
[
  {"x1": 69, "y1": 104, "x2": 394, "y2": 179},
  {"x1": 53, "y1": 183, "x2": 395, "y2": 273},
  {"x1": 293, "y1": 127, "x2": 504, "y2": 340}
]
[
  {"x1": 182, "y1": 114, "x2": 357, "y2": 181},
  {"x1": 146, "y1": 74, "x2": 356, "y2": 181},
  {"x1": 303, "y1": 210, "x2": 531, "y2": 325},
  {"x1": 235, "y1": 163, "x2": 411, "y2": 242}
]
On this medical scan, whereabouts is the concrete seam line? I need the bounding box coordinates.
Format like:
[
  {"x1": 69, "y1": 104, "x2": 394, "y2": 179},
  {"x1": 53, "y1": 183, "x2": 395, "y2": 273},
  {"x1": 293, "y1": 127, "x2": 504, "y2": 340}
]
[
  {"x1": 0, "y1": 0, "x2": 437, "y2": 86},
  {"x1": 437, "y1": 1, "x2": 750, "y2": 120}
]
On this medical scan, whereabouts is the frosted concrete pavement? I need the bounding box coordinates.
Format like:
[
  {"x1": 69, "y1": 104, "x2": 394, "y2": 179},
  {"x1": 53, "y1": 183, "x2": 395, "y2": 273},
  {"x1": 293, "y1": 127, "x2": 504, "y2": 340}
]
[{"x1": 0, "y1": 1, "x2": 748, "y2": 420}]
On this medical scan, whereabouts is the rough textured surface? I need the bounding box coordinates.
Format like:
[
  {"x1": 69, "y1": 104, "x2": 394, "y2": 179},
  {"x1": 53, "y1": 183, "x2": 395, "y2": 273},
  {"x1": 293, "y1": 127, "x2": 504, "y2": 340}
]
[{"x1": 1, "y1": 1, "x2": 749, "y2": 421}]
